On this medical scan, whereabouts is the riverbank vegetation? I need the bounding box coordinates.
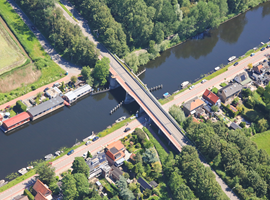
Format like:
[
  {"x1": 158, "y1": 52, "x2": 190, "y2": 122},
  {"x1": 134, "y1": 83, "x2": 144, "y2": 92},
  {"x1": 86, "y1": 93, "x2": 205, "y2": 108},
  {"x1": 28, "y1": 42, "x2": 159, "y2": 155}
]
[{"x1": 69, "y1": 0, "x2": 268, "y2": 72}]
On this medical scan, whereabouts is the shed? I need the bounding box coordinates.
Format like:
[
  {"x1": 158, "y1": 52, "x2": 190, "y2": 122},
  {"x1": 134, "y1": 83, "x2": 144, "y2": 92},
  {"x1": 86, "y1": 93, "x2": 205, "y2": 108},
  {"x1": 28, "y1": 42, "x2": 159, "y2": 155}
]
[
  {"x1": 2, "y1": 112, "x2": 30, "y2": 132},
  {"x1": 73, "y1": 84, "x2": 92, "y2": 98},
  {"x1": 149, "y1": 181, "x2": 158, "y2": 188},
  {"x1": 110, "y1": 166, "x2": 123, "y2": 180},
  {"x1": 230, "y1": 122, "x2": 242, "y2": 130},
  {"x1": 137, "y1": 177, "x2": 152, "y2": 191},
  {"x1": 63, "y1": 91, "x2": 77, "y2": 103}
]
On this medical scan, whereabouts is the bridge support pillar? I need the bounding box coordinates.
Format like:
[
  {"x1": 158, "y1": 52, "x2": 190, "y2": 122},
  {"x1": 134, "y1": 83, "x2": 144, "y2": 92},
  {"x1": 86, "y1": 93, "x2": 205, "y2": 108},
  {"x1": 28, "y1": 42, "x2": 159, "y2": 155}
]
[
  {"x1": 124, "y1": 92, "x2": 135, "y2": 104},
  {"x1": 168, "y1": 140, "x2": 171, "y2": 145},
  {"x1": 109, "y1": 75, "x2": 120, "y2": 89},
  {"x1": 158, "y1": 129, "x2": 161, "y2": 134}
]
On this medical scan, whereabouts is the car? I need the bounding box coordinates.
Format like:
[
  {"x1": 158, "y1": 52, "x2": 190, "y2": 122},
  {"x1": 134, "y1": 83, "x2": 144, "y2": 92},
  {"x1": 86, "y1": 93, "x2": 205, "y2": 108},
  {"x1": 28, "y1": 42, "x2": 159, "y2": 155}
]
[
  {"x1": 85, "y1": 141, "x2": 92, "y2": 146},
  {"x1": 189, "y1": 85, "x2": 195, "y2": 90},
  {"x1": 261, "y1": 47, "x2": 265, "y2": 51},
  {"x1": 53, "y1": 82, "x2": 60, "y2": 87},
  {"x1": 82, "y1": 152, "x2": 87, "y2": 158},
  {"x1": 250, "y1": 53, "x2": 255, "y2": 57},
  {"x1": 67, "y1": 150, "x2": 74, "y2": 155},
  {"x1": 234, "y1": 62, "x2": 239, "y2": 66},
  {"x1": 44, "y1": 87, "x2": 49, "y2": 92},
  {"x1": 201, "y1": 79, "x2": 207, "y2": 84},
  {"x1": 31, "y1": 26, "x2": 36, "y2": 31},
  {"x1": 124, "y1": 127, "x2": 131, "y2": 132},
  {"x1": 263, "y1": 59, "x2": 267, "y2": 62},
  {"x1": 92, "y1": 136, "x2": 99, "y2": 142}
]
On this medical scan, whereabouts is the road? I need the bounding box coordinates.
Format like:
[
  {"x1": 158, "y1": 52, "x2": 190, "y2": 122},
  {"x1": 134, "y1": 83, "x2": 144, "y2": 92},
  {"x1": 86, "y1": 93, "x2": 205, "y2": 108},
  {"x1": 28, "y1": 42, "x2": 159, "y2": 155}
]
[{"x1": 0, "y1": 117, "x2": 145, "y2": 200}]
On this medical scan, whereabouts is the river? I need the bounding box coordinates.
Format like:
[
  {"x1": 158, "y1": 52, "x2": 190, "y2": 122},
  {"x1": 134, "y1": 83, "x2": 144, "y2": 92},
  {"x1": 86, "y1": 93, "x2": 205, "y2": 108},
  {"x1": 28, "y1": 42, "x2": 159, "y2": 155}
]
[{"x1": 0, "y1": 2, "x2": 270, "y2": 180}]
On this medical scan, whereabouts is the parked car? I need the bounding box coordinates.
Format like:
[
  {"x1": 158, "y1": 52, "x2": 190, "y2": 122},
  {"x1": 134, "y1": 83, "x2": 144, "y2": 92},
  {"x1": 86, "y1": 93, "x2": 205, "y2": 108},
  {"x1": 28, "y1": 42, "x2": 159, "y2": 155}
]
[
  {"x1": 201, "y1": 79, "x2": 207, "y2": 84},
  {"x1": 261, "y1": 47, "x2": 265, "y2": 51},
  {"x1": 124, "y1": 127, "x2": 131, "y2": 132},
  {"x1": 85, "y1": 141, "x2": 92, "y2": 146},
  {"x1": 234, "y1": 62, "x2": 239, "y2": 66},
  {"x1": 250, "y1": 53, "x2": 255, "y2": 57},
  {"x1": 82, "y1": 152, "x2": 87, "y2": 159},
  {"x1": 44, "y1": 87, "x2": 49, "y2": 92},
  {"x1": 67, "y1": 150, "x2": 74, "y2": 155},
  {"x1": 92, "y1": 136, "x2": 99, "y2": 142},
  {"x1": 189, "y1": 85, "x2": 195, "y2": 90},
  {"x1": 263, "y1": 59, "x2": 267, "y2": 62}
]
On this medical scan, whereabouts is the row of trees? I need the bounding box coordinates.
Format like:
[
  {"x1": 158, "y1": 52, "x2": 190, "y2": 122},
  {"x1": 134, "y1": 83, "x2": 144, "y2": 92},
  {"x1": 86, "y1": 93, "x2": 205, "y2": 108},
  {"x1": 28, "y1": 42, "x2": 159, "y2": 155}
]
[
  {"x1": 183, "y1": 118, "x2": 270, "y2": 199},
  {"x1": 18, "y1": 0, "x2": 99, "y2": 67}
]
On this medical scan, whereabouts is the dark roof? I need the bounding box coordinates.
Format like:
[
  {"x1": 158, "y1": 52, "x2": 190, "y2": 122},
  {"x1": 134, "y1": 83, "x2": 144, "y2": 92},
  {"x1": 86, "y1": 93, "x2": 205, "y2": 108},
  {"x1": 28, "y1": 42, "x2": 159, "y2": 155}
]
[
  {"x1": 219, "y1": 83, "x2": 242, "y2": 98},
  {"x1": 149, "y1": 181, "x2": 158, "y2": 188},
  {"x1": 203, "y1": 105, "x2": 211, "y2": 113},
  {"x1": 110, "y1": 147, "x2": 119, "y2": 154},
  {"x1": 137, "y1": 177, "x2": 152, "y2": 190},
  {"x1": 27, "y1": 96, "x2": 63, "y2": 116},
  {"x1": 111, "y1": 166, "x2": 123, "y2": 180},
  {"x1": 13, "y1": 195, "x2": 29, "y2": 200},
  {"x1": 230, "y1": 122, "x2": 242, "y2": 130},
  {"x1": 234, "y1": 72, "x2": 251, "y2": 85},
  {"x1": 86, "y1": 152, "x2": 107, "y2": 173},
  {"x1": 115, "y1": 153, "x2": 122, "y2": 159}
]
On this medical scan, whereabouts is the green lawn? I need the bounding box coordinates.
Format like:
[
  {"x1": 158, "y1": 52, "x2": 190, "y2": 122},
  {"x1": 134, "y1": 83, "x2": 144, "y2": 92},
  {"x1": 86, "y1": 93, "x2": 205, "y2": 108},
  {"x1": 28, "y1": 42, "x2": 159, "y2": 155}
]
[
  {"x1": 251, "y1": 130, "x2": 270, "y2": 155},
  {"x1": 0, "y1": 23, "x2": 26, "y2": 74},
  {"x1": 0, "y1": 0, "x2": 65, "y2": 104}
]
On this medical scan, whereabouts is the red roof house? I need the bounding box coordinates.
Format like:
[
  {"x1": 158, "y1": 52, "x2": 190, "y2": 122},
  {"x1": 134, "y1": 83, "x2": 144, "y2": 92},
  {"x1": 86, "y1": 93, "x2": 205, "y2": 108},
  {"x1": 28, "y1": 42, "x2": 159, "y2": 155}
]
[
  {"x1": 2, "y1": 112, "x2": 30, "y2": 132},
  {"x1": 105, "y1": 141, "x2": 126, "y2": 166},
  {"x1": 203, "y1": 89, "x2": 220, "y2": 106},
  {"x1": 32, "y1": 179, "x2": 52, "y2": 200}
]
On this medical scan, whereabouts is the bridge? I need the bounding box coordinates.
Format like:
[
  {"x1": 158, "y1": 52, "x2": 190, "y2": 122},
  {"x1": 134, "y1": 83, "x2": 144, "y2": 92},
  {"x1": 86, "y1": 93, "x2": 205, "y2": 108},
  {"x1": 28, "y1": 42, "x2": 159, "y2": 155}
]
[{"x1": 97, "y1": 44, "x2": 187, "y2": 152}]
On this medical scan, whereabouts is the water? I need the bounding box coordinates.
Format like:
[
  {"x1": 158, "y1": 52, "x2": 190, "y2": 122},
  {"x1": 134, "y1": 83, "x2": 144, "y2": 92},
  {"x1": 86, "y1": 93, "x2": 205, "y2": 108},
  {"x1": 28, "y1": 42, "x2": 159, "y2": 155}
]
[
  {"x1": 1, "y1": 2, "x2": 270, "y2": 180},
  {"x1": 139, "y1": 2, "x2": 270, "y2": 98}
]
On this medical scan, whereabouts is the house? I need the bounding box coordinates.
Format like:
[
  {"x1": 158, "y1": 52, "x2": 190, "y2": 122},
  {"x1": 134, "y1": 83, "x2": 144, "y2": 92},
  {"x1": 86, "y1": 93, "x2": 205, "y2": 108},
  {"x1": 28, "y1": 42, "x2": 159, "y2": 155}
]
[
  {"x1": 62, "y1": 84, "x2": 92, "y2": 104},
  {"x1": 85, "y1": 152, "x2": 110, "y2": 179},
  {"x1": 149, "y1": 181, "x2": 158, "y2": 188},
  {"x1": 27, "y1": 96, "x2": 64, "y2": 120},
  {"x1": 253, "y1": 64, "x2": 264, "y2": 74},
  {"x1": 195, "y1": 107, "x2": 204, "y2": 118},
  {"x1": 45, "y1": 87, "x2": 62, "y2": 99},
  {"x1": 32, "y1": 179, "x2": 52, "y2": 200},
  {"x1": 234, "y1": 72, "x2": 252, "y2": 86},
  {"x1": 13, "y1": 195, "x2": 29, "y2": 200},
  {"x1": 1, "y1": 112, "x2": 30, "y2": 132},
  {"x1": 202, "y1": 89, "x2": 221, "y2": 106},
  {"x1": 105, "y1": 141, "x2": 126, "y2": 166},
  {"x1": 183, "y1": 97, "x2": 205, "y2": 115},
  {"x1": 110, "y1": 165, "x2": 123, "y2": 181},
  {"x1": 217, "y1": 83, "x2": 242, "y2": 103},
  {"x1": 137, "y1": 177, "x2": 152, "y2": 191},
  {"x1": 230, "y1": 122, "x2": 242, "y2": 130}
]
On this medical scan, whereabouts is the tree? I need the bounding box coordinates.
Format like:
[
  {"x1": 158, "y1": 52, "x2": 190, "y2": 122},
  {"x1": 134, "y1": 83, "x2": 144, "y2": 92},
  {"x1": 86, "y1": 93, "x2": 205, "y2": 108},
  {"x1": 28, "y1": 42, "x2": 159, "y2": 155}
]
[
  {"x1": 142, "y1": 148, "x2": 158, "y2": 163},
  {"x1": 145, "y1": 164, "x2": 152, "y2": 175},
  {"x1": 125, "y1": 53, "x2": 139, "y2": 73},
  {"x1": 134, "y1": 162, "x2": 144, "y2": 176},
  {"x1": 133, "y1": 128, "x2": 147, "y2": 142},
  {"x1": 93, "y1": 57, "x2": 110, "y2": 86},
  {"x1": 61, "y1": 174, "x2": 77, "y2": 200},
  {"x1": 87, "y1": 151, "x2": 92, "y2": 158},
  {"x1": 169, "y1": 105, "x2": 186, "y2": 124},
  {"x1": 256, "y1": 118, "x2": 268, "y2": 133},
  {"x1": 239, "y1": 122, "x2": 246, "y2": 128},
  {"x1": 133, "y1": 154, "x2": 142, "y2": 164},
  {"x1": 71, "y1": 76, "x2": 77, "y2": 84},
  {"x1": 81, "y1": 66, "x2": 92, "y2": 81},
  {"x1": 143, "y1": 188, "x2": 152, "y2": 198},
  {"x1": 242, "y1": 88, "x2": 252, "y2": 98},
  {"x1": 36, "y1": 163, "x2": 56, "y2": 185},
  {"x1": 71, "y1": 157, "x2": 90, "y2": 178},
  {"x1": 123, "y1": 172, "x2": 130, "y2": 179},
  {"x1": 248, "y1": 63, "x2": 253, "y2": 69},
  {"x1": 73, "y1": 173, "x2": 90, "y2": 199},
  {"x1": 16, "y1": 100, "x2": 27, "y2": 112},
  {"x1": 211, "y1": 105, "x2": 219, "y2": 112},
  {"x1": 151, "y1": 162, "x2": 162, "y2": 178},
  {"x1": 116, "y1": 176, "x2": 135, "y2": 200}
]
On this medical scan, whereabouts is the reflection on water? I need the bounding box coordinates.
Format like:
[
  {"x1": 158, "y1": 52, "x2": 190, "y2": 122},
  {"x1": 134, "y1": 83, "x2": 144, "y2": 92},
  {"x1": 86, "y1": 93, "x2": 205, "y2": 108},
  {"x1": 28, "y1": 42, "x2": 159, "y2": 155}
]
[{"x1": 262, "y1": 2, "x2": 270, "y2": 17}]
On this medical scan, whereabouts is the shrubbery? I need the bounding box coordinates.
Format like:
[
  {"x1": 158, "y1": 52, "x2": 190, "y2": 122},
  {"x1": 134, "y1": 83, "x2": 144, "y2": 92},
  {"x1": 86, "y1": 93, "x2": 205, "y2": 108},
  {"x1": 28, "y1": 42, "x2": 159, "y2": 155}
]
[{"x1": 16, "y1": 100, "x2": 27, "y2": 112}]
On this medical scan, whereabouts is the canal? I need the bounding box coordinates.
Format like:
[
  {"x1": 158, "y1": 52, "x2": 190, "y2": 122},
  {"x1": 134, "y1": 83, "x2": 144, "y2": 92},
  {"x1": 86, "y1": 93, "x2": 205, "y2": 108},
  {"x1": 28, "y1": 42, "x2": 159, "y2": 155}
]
[{"x1": 0, "y1": 2, "x2": 270, "y2": 180}]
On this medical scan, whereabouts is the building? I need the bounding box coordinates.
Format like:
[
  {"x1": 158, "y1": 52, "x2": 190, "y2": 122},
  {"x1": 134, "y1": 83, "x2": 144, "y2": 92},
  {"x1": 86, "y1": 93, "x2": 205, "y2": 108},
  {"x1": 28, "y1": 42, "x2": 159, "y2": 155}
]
[
  {"x1": 149, "y1": 181, "x2": 158, "y2": 188},
  {"x1": 182, "y1": 97, "x2": 205, "y2": 115},
  {"x1": 13, "y1": 195, "x2": 29, "y2": 200},
  {"x1": 1, "y1": 112, "x2": 30, "y2": 132},
  {"x1": 217, "y1": 83, "x2": 242, "y2": 103},
  {"x1": 62, "y1": 84, "x2": 92, "y2": 104},
  {"x1": 85, "y1": 152, "x2": 110, "y2": 179},
  {"x1": 253, "y1": 64, "x2": 264, "y2": 74},
  {"x1": 202, "y1": 89, "x2": 221, "y2": 106},
  {"x1": 45, "y1": 87, "x2": 62, "y2": 99},
  {"x1": 137, "y1": 177, "x2": 152, "y2": 191},
  {"x1": 234, "y1": 72, "x2": 252, "y2": 86},
  {"x1": 105, "y1": 140, "x2": 126, "y2": 166},
  {"x1": 27, "y1": 96, "x2": 64, "y2": 120},
  {"x1": 230, "y1": 122, "x2": 242, "y2": 130},
  {"x1": 32, "y1": 179, "x2": 52, "y2": 200},
  {"x1": 110, "y1": 165, "x2": 123, "y2": 181}
]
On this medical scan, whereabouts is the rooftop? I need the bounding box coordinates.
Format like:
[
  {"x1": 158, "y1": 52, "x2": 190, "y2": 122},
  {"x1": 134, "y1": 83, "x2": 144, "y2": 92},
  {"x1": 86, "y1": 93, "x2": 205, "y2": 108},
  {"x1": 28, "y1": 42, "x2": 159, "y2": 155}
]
[
  {"x1": 73, "y1": 84, "x2": 92, "y2": 96},
  {"x1": 64, "y1": 91, "x2": 77, "y2": 101},
  {"x1": 219, "y1": 83, "x2": 242, "y2": 98},
  {"x1": 230, "y1": 122, "x2": 242, "y2": 130},
  {"x1": 86, "y1": 152, "x2": 108, "y2": 173},
  {"x1": 107, "y1": 140, "x2": 125, "y2": 152},
  {"x1": 111, "y1": 165, "x2": 123, "y2": 180},
  {"x1": 3, "y1": 112, "x2": 30, "y2": 128},
  {"x1": 27, "y1": 96, "x2": 63, "y2": 116},
  {"x1": 183, "y1": 97, "x2": 205, "y2": 112},
  {"x1": 32, "y1": 179, "x2": 52, "y2": 198},
  {"x1": 234, "y1": 72, "x2": 251, "y2": 86},
  {"x1": 137, "y1": 177, "x2": 152, "y2": 190},
  {"x1": 203, "y1": 89, "x2": 219, "y2": 105}
]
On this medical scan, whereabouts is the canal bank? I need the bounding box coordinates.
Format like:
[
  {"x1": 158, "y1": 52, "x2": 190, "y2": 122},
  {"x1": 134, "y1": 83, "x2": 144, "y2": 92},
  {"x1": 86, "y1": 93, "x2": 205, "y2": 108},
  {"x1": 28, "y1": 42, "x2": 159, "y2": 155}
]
[{"x1": 1, "y1": 1, "x2": 270, "y2": 181}]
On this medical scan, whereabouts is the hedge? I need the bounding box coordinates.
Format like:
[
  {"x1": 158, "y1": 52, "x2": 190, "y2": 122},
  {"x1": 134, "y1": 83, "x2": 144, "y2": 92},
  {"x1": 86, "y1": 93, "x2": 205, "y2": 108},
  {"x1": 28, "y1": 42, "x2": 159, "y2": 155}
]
[
  {"x1": 24, "y1": 189, "x2": 34, "y2": 200},
  {"x1": 16, "y1": 100, "x2": 27, "y2": 112}
]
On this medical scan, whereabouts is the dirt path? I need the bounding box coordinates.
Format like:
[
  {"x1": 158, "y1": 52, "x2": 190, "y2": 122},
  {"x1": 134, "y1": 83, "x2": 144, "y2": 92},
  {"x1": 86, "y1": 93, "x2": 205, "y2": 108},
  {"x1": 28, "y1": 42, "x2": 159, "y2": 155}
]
[{"x1": 0, "y1": 16, "x2": 29, "y2": 59}]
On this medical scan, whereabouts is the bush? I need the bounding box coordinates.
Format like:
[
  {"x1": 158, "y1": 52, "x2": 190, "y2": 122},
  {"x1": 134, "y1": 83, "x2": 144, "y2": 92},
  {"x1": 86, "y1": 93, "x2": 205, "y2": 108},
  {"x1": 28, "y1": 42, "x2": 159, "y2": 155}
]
[
  {"x1": 212, "y1": 87, "x2": 218, "y2": 94},
  {"x1": 220, "y1": 82, "x2": 227, "y2": 87},
  {"x1": 16, "y1": 100, "x2": 27, "y2": 112},
  {"x1": 24, "y1": 189, "x2": 34, "y2": 200},
  {"x1": 239, "y1": 122, "x2": 246, "y2": 128},
  {"x1": 136, "y1": 143, "x2": 141, "y2": 148},
  {"x1": 31, "y1": 85, "x2": 36, "y2": 91},
  {"x1": 134, "y1": 128, "x2": 147, "y2": 143},
  {"x1": 143, "y1": 140, "x2": 153, "y2": 149}
]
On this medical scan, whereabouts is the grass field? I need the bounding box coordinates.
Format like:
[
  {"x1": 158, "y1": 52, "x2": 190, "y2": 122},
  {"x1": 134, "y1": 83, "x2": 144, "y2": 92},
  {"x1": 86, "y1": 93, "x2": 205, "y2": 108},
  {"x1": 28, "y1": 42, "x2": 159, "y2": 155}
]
[
  {"x1": 0, "y1": 0, "x2": 65, "y2": 103},
  {"x1": 0, "y1": 22, "x2": 26, "y2": 75},
  {"x1": 251, "y1": 130, "x2": 270, "y2": 155}
]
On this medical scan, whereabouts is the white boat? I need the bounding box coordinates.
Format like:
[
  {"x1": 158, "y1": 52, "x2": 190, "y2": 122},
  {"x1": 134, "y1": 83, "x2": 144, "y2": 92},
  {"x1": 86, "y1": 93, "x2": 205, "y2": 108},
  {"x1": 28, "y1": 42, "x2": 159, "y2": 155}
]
[
  {"x1": 228, "y1": 56, "x2": 236, "y2": 62},
  {"x1": 215, "y1": 67, "x2": 220, "y2": 71},
  {"x1": 18, "y1": 168, "x2": 27, "y2": 175},
  {"x1": 181, "y1": 81, "x2": 189, "y2": 88},
  {"x1": 44, "y1": 154, "x2": 54, "y2": 159},
  {"x1": 26, "y1": 166, "x2": 34, "y2": 170},
  {"x1": 115, "y1": 116, "x2": 126, "y2": 123}
]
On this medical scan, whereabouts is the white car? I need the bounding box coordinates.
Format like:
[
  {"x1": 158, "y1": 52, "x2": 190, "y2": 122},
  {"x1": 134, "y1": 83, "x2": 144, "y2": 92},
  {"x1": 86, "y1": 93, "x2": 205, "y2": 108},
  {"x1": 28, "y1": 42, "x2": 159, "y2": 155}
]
[
  {"x1": 201, "y1": 79, "x2": 207, "y2": 84},
  {"x1": 82, "y1": 152, "x2": 88, "y2": 159},
  {"x1": 85, "y1": 141, "x2": 92, "y2": 146},
  {"x1": 189, "y1": 85, "x2": 195, "y2": 90}
]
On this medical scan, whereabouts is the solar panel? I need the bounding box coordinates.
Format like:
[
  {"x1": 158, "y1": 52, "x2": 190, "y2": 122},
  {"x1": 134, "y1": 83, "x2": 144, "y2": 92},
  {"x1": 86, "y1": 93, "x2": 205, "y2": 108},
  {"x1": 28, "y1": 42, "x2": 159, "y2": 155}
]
[{"x1": 240, "y1": 75, "x2": 246, "y2": 81}]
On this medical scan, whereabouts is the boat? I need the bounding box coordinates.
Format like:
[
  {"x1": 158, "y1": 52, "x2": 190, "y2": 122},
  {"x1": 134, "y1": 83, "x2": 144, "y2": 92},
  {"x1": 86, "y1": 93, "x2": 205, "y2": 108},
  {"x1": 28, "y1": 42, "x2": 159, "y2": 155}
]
[
  {"x1": 18, "y1": 168, "x2": 27, "y2": 175},
  {"x1": 115, "y1": 116, "x2": 126, "y2": 123},
  {"x1": 181, "y1": 81, "x2": 189, "y2": 88},
  {"x1": 44, "y1": 154, "x2": 54, "y2": 160},
  {"x1": 64, "y1": 100, "x2": 70, "y2": 106},
  {"x1": 228, "y1": 56, "x2": 236, "y2": 62},
  {"x1": 163, "y1": 92, "x2": 171, "y2": 98},
  {"x1": 26, "y1": 166, "x2": 34, "y2": 170},
  {"x1": 215, "y1": 67, "x2": 220, "y2": 71}
]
